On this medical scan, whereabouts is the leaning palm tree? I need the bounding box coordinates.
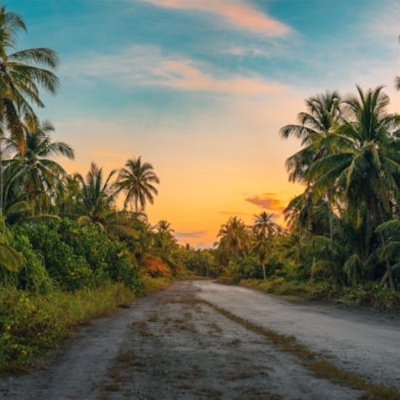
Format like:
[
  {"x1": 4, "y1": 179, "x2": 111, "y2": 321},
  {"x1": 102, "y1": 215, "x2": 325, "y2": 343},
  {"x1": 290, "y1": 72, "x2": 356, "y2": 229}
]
[
  {"x1": 115, "y1": 157, "x2": 160, "y2": 213},
  {"x1": 0, "y1": 6, "x2": 59, "y2": 214}
]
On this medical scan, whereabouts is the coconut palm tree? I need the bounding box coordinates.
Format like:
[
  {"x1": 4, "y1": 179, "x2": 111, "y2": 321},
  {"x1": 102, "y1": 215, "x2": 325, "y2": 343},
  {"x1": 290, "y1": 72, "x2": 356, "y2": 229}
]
[
  {"x1": 253, "y1": 211, "x2": 279, "y2": 237},
  {"x1": 252, "y1": 212, "x2": 280, "y2": 280},
  {"x1": 4, "y1": 120, "x2": 74, "y2": 215},
  {"x1": 115, "y1": 157, "x2": 160, "y2": 213},
  {"x1": 280, "y1": 90, "x2": 342, "y2": 184},
  {"x1": 309, "y1": 86, "x2": 400, "y2": 282},
  {"x1": 156, "y1": 220, "x2": 174, "y2": 234},
  {"x1": 281, "y1": 91, "x2": 343, "y2": 240},
  {"x1": 0, "y1": 6, "x2": 59, "y2": 214},
  {"x1": 217, "y1": 216, "x2": 250, "y2": 261},
  {"x1": 77, "y1": 162, "x2": 117, "y2": 225},
  {"x1": 56, "y1": 173, "x2": 83, "y2": 219}
]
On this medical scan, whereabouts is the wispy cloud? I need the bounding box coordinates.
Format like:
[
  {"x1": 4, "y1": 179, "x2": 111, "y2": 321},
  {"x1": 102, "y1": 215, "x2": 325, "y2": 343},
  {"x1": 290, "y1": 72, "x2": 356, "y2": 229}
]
[
  {"x1": 175, "y1": 230, "x2": 206, "y2": 239},
  {"x1": 62, "y1": 45, "x2": 283, "y2": 95},
  {"x1": 139, "y1": 0, "x2": 291, "y2": 36},
  {"x1": 245, "y1": 193, "x2": 286, "y2": 212}
]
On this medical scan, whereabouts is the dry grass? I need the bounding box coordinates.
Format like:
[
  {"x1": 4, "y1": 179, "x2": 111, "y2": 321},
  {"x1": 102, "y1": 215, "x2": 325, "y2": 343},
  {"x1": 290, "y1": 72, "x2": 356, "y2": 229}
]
[{"x1": 199, "y1": 299, "x2": 400, "y2": 400}]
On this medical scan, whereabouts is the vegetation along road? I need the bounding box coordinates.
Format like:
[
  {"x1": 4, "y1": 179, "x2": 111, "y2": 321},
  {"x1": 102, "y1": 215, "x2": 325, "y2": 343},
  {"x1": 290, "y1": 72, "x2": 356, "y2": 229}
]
[{"x1": 1, "y1": 280, "x2": 399, "y2": 400}]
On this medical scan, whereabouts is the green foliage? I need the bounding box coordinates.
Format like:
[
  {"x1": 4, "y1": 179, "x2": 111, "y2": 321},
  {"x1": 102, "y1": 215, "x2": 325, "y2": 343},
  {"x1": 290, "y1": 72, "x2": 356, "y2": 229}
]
[
  {"x1": 0, "y1": 216, "x2": 25, "y2": 273},
  {"x1": 11, "y1": 218, "x2": 140, "y2": 291},
  {"x1": 180, "y1": 248, "x2": 219, "y2": 277},
  {"x1": 0, "y1": 283, "x2": 135, "y2": 372},
  {"x1": 9, "y1": 233, "x2": 54, "y2": 293},
  {"x1": 0, "y1": 243, "x2": 25, "y2": 273}
]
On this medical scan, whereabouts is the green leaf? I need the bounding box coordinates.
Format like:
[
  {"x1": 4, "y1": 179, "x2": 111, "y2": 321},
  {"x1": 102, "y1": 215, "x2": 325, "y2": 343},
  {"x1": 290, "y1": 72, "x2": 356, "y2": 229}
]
[{"x1": 0, "y1": 243, "x2": 25, "y2": 272}]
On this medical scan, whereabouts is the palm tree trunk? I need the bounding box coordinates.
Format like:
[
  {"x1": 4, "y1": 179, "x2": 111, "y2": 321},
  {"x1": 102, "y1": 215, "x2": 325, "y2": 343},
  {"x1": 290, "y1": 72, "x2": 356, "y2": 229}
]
[
  {"x1": 310, "y1": 256, "x2": 316, "y2": 281},
  {"x1": 385, "y1": 260, "x2": 395, "y2": 293},
  {"x1": 327, "y1": 192, "x2": 333, "y2": 242},
  {"x1": 261, "y1": 263, "x2": 266, "y2": 281},
  {"x1": 379, "y1": 232, "x2": 396, "y2": 293}
]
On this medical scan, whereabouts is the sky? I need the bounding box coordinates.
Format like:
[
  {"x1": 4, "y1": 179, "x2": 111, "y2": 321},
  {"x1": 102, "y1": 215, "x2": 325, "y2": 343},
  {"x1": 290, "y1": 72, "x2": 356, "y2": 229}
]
[{"x1": 9, "y1": 0, "x2": 400, "y2": 247}]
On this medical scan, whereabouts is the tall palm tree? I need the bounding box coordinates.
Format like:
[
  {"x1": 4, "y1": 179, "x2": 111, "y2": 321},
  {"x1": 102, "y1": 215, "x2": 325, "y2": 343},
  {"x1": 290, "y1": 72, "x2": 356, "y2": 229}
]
[
  {"x1": 115, "y1": 157, "x2": 160, "y2": 212},
  {"x1": 253, "y1": 211, "x2": 280, "y2": 237},
  {"x1": 281, "y1": 91, "x2": 342, "y2": 240},
  {"x1": 253, "y1": 212, "x2": 280, "y2": 280},
  {"x1": 311, "y1": 87, "x2": 400, "y2": 227},
  {"x1": 280, "y1": 90, "x2": 342, "y2": 184},
  {"x1": 4, "y1": 120, "x2": 74, "y2": 214},
  {"x1": 0, "y1": 6, "x2": 59, "y2": 214},
  {"x1": 309, "y1": 86, "x2": 400, "y2": 282}
]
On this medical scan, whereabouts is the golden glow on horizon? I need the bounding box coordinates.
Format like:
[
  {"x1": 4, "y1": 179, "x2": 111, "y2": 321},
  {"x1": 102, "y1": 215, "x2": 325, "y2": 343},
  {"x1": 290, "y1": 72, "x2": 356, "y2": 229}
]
[{"x1": 57, "y1": 88, "x2": 400, "y2": 248}]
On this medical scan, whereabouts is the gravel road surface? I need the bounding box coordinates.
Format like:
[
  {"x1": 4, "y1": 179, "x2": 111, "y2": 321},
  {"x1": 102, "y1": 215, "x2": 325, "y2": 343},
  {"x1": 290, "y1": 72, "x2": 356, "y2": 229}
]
[{"x1": 0, "y1": 280, "x2": 398, "y2": 399}]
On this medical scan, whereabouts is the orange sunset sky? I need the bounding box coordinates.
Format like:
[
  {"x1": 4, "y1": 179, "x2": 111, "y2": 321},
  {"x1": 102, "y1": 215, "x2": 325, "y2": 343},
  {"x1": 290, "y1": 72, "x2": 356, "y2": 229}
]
[{"x1": 15, "y1": 0, "x2": 400, "y2": 247}]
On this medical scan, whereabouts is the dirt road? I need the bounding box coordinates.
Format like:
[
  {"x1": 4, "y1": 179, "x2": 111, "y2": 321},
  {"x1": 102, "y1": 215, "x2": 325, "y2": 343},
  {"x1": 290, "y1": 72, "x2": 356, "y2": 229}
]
[{"x1": 0, "y1": 281, "x2": 399, "y2": 399}]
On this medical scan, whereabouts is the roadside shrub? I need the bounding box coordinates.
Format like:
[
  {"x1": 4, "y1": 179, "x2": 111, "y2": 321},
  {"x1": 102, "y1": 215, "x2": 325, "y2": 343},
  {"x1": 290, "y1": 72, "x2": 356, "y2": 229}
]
[
  {"x1": 142, "y1": 257, "x2": 171, "y2": 277},
  {"x1": 13, "y1": 221, "x2": 92, "y2": 291},
  {"x1": 12, "y1": 219, "x2": 141, "y2": 291},
  {"x1": 0, "y1": 283, "x2": 135, "y2": 372},
  {"x1": 10, "y1": 233, "x2": 54, "y2": 294}
]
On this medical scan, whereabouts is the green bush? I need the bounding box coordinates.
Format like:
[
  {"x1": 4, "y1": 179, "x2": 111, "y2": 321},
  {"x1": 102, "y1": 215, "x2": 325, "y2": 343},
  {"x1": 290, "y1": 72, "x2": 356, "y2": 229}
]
[
  {"x1": 0, "y1": 283, "x2": 135, "y2": 372},
  {"x1": 13, "y1": 221, "x2": 92, "y2": 291},
  {"x1": 11, "y1": 219, "x2": 140, "y2": 291},
  {"x1": 10, "y1": 233, "x2": 54, "y2": 294}
]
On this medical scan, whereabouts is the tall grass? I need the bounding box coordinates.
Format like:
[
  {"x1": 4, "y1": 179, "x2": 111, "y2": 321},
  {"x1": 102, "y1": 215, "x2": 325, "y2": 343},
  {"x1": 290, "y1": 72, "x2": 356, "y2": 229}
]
[
  {"x1": 139, "y1": 274, "x2": 173, "y2": 294},
  {"x1": 0, "y1": 283, "x2": 135, "y2": 372},
  {"x1": 239, "y1": 278, "x2": 400, "y2": 310}
]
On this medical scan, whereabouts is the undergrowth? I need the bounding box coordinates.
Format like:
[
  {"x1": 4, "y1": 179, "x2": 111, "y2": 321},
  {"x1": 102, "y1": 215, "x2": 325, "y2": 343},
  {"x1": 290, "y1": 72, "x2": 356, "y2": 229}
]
[
  {"x1": 139, "y1": 275, "x2": 173, "y2": 295},
  {"x1": 239, "y1": 278, "x2": 400, "y2": 311},
  {"x1": 0, "y1": 283, "x2": 135, "y2": 372}
]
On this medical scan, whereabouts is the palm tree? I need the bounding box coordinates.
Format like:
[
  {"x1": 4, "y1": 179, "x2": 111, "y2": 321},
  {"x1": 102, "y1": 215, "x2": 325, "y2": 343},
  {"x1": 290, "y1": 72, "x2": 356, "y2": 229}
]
[
  {"x1": 309, "y1": 86, "x2": 400, "y2": 282},
  {"x1": 281, "y1": 91, "x2": 342, "y2": 240},
  {"x1": 253, "y1": 212, "x2": 280, "y2": 280},
  {"x1": 156, "y1": 220, "x2": 174, "y2": 234},
  {"x1": 0, "y1": 6, "x2": 59, "y2": 214},
  {"x1": 217, "y1": 216, "x2": 250, "y2": 261},
  {"x1": 4, "y1": 120, "x2": 74, "y2": 215},
  {"x1": 115, "y1": 157, "x2": 160, "y2": 212},
  {"x1": 280, "y1": 90, "x2": 342, "y2": 184},
  {"x1": 56, "y1": 173, "x2": 83, "y2": 219},
  {"x1": 77, "y1": 162, "x2": 117, "y2": 225},
  {"x1": 253, "y1": 211, "x2": 279, "y2": 237}
]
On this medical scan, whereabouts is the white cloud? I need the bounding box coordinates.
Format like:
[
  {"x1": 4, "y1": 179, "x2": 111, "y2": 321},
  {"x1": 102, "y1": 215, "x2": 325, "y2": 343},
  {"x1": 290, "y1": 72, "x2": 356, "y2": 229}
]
[
  {"x1": 61, "y1": 45, "x2": 284, "y2": 95},
  {"x1": 137, "y1": 0, "x2": 291, "y2": 36}
]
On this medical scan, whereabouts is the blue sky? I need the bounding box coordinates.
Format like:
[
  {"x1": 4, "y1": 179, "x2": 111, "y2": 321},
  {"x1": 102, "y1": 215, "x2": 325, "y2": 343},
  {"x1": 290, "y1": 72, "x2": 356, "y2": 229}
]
[{"x1": 9, "y1": 0, "x2": 400, "y2": 246}]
